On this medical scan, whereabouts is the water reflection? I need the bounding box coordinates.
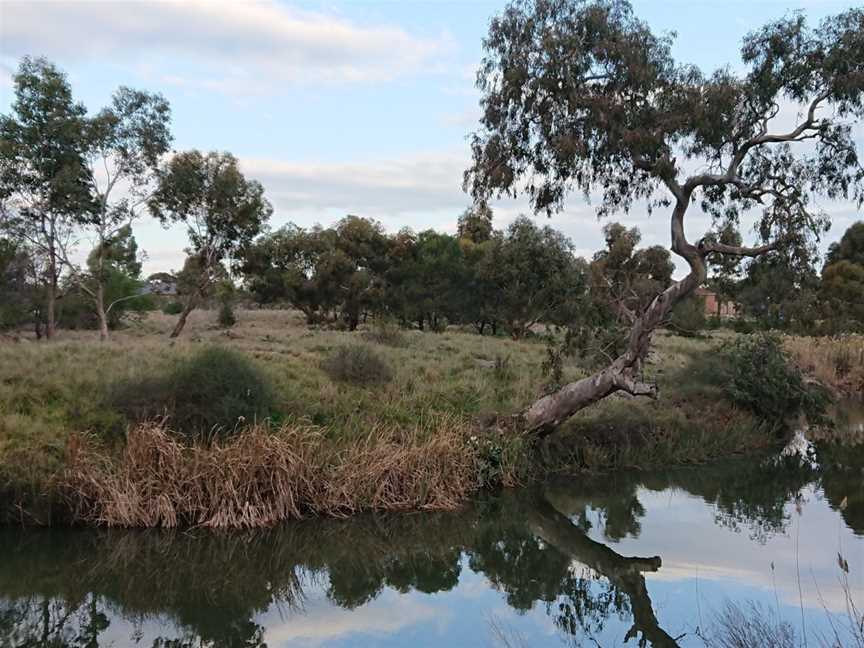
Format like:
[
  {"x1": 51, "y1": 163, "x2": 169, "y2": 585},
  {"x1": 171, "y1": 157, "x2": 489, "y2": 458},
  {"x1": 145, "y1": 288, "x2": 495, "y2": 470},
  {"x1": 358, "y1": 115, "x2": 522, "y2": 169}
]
[{"x1": 1, "y1": 453, "x2": 861, "y2": 647}]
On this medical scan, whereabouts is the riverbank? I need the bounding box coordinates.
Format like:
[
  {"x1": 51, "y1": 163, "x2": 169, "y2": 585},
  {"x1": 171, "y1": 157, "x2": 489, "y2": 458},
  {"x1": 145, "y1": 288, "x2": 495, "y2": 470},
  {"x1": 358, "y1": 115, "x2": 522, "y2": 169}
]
[{"x1": 0, "y1": 309, "x2": 850, "y2": 527}]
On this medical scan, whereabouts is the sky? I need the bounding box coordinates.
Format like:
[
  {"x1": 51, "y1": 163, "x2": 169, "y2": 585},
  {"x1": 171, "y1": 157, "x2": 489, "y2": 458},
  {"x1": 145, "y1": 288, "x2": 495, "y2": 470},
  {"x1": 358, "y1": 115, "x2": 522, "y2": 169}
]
[{"x1": 1, "y1": 0, "x2": 862, "y2": 277}]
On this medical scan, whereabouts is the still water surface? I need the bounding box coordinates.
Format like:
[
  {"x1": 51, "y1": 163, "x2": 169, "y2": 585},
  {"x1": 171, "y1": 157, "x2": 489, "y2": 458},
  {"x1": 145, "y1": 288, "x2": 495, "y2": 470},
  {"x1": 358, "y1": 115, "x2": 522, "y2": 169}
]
[{"x1": 1, "y1": 453, "x2": 862, "y2": 647}]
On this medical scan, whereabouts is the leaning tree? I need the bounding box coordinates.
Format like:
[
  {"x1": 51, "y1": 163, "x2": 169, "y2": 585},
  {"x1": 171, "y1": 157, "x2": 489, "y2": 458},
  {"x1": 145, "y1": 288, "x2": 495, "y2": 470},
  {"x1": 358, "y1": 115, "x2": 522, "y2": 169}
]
[
  {"x1": 465, "y1": 0, "x2": 864, "y2": 432},
  {"x1": 149, "y1": 150, "x2": 272, "y2": 338}
]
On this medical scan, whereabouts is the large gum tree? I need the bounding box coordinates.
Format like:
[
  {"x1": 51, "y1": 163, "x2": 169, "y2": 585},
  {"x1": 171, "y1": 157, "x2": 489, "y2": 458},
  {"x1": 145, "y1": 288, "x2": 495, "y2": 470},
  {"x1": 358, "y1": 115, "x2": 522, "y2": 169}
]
[{"x1": 465, "y1": 0, "x2": 864, "y2": 433}]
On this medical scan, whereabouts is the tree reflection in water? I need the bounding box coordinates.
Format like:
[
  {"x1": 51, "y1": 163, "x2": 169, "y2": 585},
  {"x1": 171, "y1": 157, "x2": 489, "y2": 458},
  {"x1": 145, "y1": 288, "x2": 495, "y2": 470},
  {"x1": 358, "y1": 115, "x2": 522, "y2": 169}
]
[{"x1": 0, "y1": 456, "x2": 857, "y2": 648}]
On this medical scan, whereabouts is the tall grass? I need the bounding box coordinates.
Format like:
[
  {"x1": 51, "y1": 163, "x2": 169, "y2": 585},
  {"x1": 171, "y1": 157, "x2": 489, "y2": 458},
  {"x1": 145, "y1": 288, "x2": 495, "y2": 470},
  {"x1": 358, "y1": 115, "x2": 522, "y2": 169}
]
[
  {"x1": 785, "y1": 335, "x2": 864, "y2": 399},
  {"x1": 61, "y1": 417, "x2": 486, "y2": 528}
]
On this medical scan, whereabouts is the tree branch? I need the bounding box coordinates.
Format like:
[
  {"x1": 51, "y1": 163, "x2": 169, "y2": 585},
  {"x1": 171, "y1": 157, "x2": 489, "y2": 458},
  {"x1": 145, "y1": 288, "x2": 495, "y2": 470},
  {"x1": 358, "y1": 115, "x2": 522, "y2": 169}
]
[{"x1": 697, "y1": 236, "x2": 788, "y2": 258}]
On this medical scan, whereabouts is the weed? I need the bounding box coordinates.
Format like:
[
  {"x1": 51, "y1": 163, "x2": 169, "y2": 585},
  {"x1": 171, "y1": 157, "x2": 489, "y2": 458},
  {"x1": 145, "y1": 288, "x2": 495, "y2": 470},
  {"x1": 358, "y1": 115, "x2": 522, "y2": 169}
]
[{"x1": 321, "y1": 344, "x2": 393, "y2": 385}]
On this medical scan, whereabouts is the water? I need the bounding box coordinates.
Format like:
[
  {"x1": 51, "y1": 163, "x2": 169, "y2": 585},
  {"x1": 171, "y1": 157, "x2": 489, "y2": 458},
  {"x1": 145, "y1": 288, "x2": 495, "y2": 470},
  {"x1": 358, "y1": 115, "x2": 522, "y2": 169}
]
[{"x1": 1, "y1": 454, "x2": 862, "y2": 647}]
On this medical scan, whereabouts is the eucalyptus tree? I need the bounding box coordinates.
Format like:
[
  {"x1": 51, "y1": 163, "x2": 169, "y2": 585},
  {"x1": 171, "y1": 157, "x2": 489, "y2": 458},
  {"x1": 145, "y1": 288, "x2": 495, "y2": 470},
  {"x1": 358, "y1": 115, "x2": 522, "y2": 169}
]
[
  {"x1": 0, "y1": 238, "x2": 38, "y2": 332},
  {"x1": 457, "y1": 203, "x2": 494, "y2": 243},
  {"x1": 589, "y1": 223, "x2": 674, "y2": 324},
  {"x1": 150, "y1": 151, "x2": 272, "y2": 338},
  {"x1": 820, "y1": 221, "x2": 864, "y2": 331},
  {"x1": 70, "y1": 87, "x2": 171, "y2": 340},
  {"x1": 0, "y1": 57, "x2": 92, "y2": 338},
  {"x1": 481, "y1": 216, "x2": 587, "y2": 339},
  {"x1": 465, "y1": 0, "x2": 864, "y2": 432}
]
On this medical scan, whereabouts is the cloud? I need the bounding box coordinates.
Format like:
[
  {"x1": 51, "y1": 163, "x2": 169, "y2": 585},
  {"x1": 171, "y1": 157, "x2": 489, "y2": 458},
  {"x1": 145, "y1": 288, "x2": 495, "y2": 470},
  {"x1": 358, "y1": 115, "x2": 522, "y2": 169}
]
[
  {"x1": 0, "y1": 0, "x2": 449, "y2": 90},
  {"x1": 260, "y1": 588, "x2": 442, "y2": 646},
  {"x1": 130, "y1": 146, "x2": 856, "y2": 277}
]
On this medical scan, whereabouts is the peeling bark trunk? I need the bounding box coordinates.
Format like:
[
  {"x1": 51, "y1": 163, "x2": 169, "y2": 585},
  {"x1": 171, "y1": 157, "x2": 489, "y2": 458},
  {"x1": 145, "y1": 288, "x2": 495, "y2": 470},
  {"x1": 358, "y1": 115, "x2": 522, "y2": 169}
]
[
  {"x1": 95, "y1": 283, "x2": 109, "y2": 342},
  {"x1": 524, "y1": 198, "x2": 707, "y2": 434}
]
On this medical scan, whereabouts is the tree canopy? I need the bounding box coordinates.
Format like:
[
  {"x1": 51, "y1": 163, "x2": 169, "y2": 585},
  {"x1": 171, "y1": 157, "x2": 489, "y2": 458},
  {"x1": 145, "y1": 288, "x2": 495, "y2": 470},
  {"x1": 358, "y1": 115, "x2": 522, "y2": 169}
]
[{"x1": 466, "y1": 0, "x2": 864, "y2": 430}]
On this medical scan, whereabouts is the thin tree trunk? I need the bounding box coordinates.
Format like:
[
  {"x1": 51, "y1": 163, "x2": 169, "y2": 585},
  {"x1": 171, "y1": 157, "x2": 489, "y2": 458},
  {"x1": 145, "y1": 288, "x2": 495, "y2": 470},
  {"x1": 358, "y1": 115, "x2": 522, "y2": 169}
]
[
  {"x1": 95, "y1": 283, "x2": 109, "y2": 342},
  {"x1": 170, "y1": 292, "x2": 198, "y2": 338},
  {"x1": 45, "y1": 265, "x2": 57, "y2": 340}
]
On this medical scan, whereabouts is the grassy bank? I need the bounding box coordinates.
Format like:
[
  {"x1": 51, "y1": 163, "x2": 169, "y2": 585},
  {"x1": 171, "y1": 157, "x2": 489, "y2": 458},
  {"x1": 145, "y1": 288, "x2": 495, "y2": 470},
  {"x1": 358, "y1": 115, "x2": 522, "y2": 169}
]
[{"x1": 0, "y1": 309, "x2": 804, "y2": 526}]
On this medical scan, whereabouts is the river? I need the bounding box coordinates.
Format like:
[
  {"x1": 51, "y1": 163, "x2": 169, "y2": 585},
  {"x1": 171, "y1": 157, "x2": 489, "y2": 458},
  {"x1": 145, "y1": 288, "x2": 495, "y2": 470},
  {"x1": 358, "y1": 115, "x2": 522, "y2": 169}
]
[{"x1": 1, "y1": 450, "x2": 862, "y2": 647}]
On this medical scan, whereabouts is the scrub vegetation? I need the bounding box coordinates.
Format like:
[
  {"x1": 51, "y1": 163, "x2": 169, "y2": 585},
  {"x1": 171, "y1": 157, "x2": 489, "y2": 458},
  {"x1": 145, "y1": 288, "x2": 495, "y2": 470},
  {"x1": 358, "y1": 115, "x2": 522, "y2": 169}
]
[{"x1": 0, "y1": 309, "x2": 837, "y2": 527}]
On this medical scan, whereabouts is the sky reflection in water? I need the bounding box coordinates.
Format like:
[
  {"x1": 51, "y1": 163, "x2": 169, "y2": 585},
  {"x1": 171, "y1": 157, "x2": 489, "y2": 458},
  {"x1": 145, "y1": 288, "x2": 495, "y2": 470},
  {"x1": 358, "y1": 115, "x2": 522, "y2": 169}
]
[{"x1": 1, "y1": 452, "x2": 862, "y2": 647}]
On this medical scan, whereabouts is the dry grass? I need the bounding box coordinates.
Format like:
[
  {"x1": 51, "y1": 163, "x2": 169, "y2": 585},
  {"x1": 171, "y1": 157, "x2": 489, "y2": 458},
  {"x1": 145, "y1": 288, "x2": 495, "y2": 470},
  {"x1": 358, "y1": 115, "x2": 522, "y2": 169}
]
[
  {"x1": 60, "y1": 417, "x2": 483, "y2": 528},
  {"x1": 785, "y1": 335, "x2": 864, "y2": 399}
]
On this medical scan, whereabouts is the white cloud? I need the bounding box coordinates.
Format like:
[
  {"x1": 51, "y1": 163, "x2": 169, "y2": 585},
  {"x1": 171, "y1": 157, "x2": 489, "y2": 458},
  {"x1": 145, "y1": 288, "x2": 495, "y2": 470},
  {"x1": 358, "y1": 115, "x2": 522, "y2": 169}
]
[
  {"x1": 259, "y1": 588, "x2": 442, "y2": 646},
  {"x1": 0, "y1": 0, "x2": 449, "y2": 90},
  {"x1": 130, "y1": 146, "x2": 857, "y2": 276}
]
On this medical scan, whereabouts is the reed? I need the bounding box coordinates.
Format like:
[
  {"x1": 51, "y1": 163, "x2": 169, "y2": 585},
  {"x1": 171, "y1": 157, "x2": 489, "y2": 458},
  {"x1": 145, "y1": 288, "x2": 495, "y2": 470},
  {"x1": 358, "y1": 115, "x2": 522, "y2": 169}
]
[
  {"x1": 61, "y1": 417, "x2": 483, "y2": 528},
  {"x1": 785, "y1": 334, "x2": 864, "y2": 399}
]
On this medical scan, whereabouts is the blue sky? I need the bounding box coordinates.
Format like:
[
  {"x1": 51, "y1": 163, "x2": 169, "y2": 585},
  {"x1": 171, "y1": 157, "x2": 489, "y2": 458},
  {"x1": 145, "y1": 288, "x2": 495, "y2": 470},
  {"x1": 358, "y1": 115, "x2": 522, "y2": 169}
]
[{"x1": 1, "y1": 0, "x2": 861, "y2": 276}]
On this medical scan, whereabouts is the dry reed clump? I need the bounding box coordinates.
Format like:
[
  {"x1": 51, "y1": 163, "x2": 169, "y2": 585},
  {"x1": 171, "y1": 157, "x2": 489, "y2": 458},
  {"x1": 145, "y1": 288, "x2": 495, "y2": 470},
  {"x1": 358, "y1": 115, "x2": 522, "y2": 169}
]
[
  {"x1": 784, "y1": 335, "x2": 864, "y2": 398},
  {"x1": 60, "y1": 417, "x2": 482, "y2": 528}
]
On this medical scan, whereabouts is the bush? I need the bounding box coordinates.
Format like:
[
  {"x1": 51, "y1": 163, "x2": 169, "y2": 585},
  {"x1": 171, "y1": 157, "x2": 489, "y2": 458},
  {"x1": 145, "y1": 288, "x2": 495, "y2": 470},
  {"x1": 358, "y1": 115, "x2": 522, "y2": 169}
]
[
  {"x1": 217, "y1": 301, "x2": 237, "y2": 328},
  {"x1": 363, "y1": 317, "x2": 407, "y2": 347},
  {"x1": 162, "y1": 301, "x2": 184, "y2": 315},
  {"x1": 321, "y1": 344, "x2": 393, "y2": 385},
  {"x1": 723, "y1": 333, "x2": 830, "y2": 429},
  {"x1": 111, "y1": 347, "x2": 275, "y2": 442},
  {"x1": 669, "y1": 294, "x2": 706, "y2": 336}
]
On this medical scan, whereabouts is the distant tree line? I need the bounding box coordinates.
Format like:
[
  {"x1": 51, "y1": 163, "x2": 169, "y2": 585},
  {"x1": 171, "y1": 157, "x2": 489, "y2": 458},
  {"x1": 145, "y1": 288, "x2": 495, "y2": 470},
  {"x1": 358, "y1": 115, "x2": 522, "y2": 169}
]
[{"x1": 1, "y1": 55, "x2": 862, "y2": 344}]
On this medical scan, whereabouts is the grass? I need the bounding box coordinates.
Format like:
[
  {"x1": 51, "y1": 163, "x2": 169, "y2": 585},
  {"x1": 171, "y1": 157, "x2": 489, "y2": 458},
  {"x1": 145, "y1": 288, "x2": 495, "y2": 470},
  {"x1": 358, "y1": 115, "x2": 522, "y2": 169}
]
[
  {"x1": 0, "y1": 309, "x2": 828, "y2": 526},
  {"x1": 62, "y1": 418, "x2": 481, "y2": 528},
  {"x1": 784, "y1": 334, "x2": 864, "y2": 399}
]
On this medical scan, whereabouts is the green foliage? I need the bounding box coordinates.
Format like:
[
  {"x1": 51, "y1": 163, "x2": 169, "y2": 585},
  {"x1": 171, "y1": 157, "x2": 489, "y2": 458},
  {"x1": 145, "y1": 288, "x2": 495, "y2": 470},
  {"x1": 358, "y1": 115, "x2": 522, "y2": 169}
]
[
  {"x1": 668, "y1": 294, "x2": 707, "y2": 336},
  {"x1": 321, "y1": 344, "x2": 394, "y2": 386},
  {"x1": 363, "y1": 317, "x2": 407, "y2": 347},
  {"x1": 589, "y1": 223, "x2": 674, "y2": 321},
  {"x1": 0, "y1": 57, "x2": 92, "y2": 219},
  {"x1": 825, "y1": 221, "x2": 864, "y2": 267},
  {"x1": 162, "y1": 301, "x2": 184, "y2": 315},
  {"x1": 723, "y1": 333, "x2": 831, "y2": 428},
  {"x1": 243, "y1": 216, "x2": 388, "y2": 330},
  {"x1": 738, "y1": 250, "x2": 821, "y2": 333},
  {"x1": 457, "y1": 204, "x2": 494, "y2": 243},
  {"x1": 0, "y1": 238, "x2": 36, "y2": 331},
  {"x1": 820, "y1": 222, "x2": 864, "y2": 333},
  {"x1": 216, "y1": 280, "x2": 237, "y2": 328},
  {"x1": 218, "y1": 301, "x2": 237, "y2": 328},
  {"x1": 479, "y1": 216, "x2": 588, "y2": 338},
  {"x1": 150, "y1": 150, "x2": 271, "y2": 337},
  {"x1": 111, "y1": 347, "x2": 275, "y2": 442}
]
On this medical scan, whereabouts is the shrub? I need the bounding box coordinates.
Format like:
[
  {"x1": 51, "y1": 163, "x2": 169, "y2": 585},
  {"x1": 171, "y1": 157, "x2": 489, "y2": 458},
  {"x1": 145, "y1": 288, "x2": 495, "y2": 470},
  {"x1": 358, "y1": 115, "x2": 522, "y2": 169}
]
[
  {"x1": 111, "y1": 347, "x2": 275, "y2": 442},
  {"x1": 492, "y1": 354, "x2": 513, "y2": 382},
  {"x1": 668, "y1": 294, "x2": 706, "y2": 336},
  {"x1": 321, "y1": 344, "x2": 393, "y2": 385},
  {"x1": 363, "y1": 317, "x2": 407, "y2": 347},
  {"x1": 217, "y1": 301, "x2": 237, "y2": 328},
  {"x1": 216, "y1": 280, "x2": 237, "y2": 328},
  {"x1": 722, "y1": 333, "x2": 830, "y2": 429},
  {"x1": 162, "y1": 301, "x2": 183, "y2": 315}
]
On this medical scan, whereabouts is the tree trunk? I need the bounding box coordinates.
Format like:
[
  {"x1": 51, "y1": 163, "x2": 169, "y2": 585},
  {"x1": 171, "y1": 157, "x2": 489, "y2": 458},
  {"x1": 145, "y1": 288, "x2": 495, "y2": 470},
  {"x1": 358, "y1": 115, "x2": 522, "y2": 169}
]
[
  {"x1": 170, "y1": 293, "x2": 198, "y2": 338},
  {"x1": 45, "y1": 272, "x2": 57, "y2": 340},
  {"x1": 95, "y1": 283, "x2": 109, "y2": 342},
  {"x1": 523, "y1": 198, "x2": 707, "y2": 434}
]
